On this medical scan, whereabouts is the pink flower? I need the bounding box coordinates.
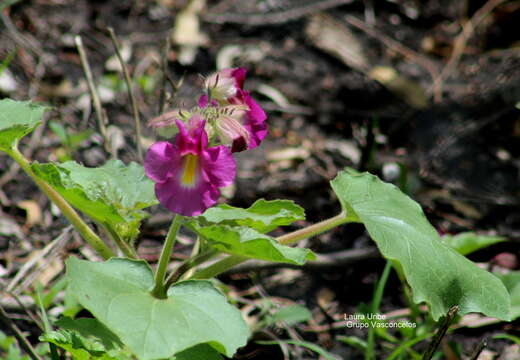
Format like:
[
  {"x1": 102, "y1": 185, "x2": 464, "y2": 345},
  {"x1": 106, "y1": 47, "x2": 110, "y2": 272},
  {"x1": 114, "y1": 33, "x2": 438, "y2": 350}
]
[
  {"x1": 144, "y1": 116, "x2": 236, "y2": 216},
  {"x1": 204, "y1": 68, "x2": 246, "y2": 102},
  {"x1": 202, "y1": 67, "x2": 268, "y2": 152}
]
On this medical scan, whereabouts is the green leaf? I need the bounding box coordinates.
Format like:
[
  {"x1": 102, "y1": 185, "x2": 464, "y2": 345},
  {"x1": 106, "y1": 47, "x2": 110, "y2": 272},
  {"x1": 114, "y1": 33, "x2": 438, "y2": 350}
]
[
  {"x1": 33, "y1": 160, "x2": 157, "y2": 241},
  {"x1": 0, "y1": 0, "x2": 24, "y2": 12},
  {"x1": 492, "y1": 333, "x2": 520, "y2": 345},
  {"x1": 174, "y1": 344, "x2": 224, "y2": 360},
  {"x1": 258, "y1": 340, "x2": 340, "y2": 360},
  {"x1": 199, "y1": 199, "x2": 305, "y2": 233},
  {"x1": 336, "y1": 335, "x2": 367, "y2": 351},
  {"x1": 267, "y1": 305, "x2": 312, "y2": 326},
  {"x1": 441, "y1": 232, "x2": 506, "y2": 255},
  {"x1": 67, "y1": 129, "x2": 94, "y2": 149},
  {"x1": 0, "y1": 99, "x2": 48, "y2": 152},
  {"x1": 330, "y1": 169, "x2": 511, "y2": 320},
  {"x1": 192, "y1": 225, "x2": 315, "y2": 265},
  {"x1": 494, "y1": 271, "x2": 520, "y2": 320},
  {"x1": 48, "y1": 121, "x2": 68, "y2": 145},
  {"x1": 41, "y1": 329, "x2": 119, "y2": 360},
  {"x1": 66, "y1": 257, "x2": 249, "y2": 360},
  {"x1": 55, "y1": 317, "x2": 124, "y2": 351}
]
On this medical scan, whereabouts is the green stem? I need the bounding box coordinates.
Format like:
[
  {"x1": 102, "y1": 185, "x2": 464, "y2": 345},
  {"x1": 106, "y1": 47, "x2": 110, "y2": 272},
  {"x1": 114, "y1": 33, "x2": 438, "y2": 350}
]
[
  {"x1": 100, "y1": 222, "x2": 138, "y2": 259},
  {"x1": 366, "y1": 260, "x2": 392, "y2": 360},
  {"x1": 191, "y1": 211, "x2": 349, "y2": 279},
  {"x1": 164, "y1": 249, "x2": 219, "y2": 287},
  {"x1": 277, "y1": 211, "x2": 348, "y2": 245},
  {"x1": 7, "y1": 148, "x2": 114, "y2": 260},
  {"x1": 151, "y1": 214, "x2": 183, "y2": 298}
]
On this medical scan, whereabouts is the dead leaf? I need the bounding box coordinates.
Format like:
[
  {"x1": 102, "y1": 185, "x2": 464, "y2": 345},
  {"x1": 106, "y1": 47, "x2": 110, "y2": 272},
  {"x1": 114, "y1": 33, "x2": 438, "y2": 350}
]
[
  {"x1": 171, "y1": 0, "x2": 209, "y2": 65},
  {"x1": 17, "y1": 200, "x2": 42, "y2": 228},
  {"x1": 369, "y1": 66, "x2": 429, "y2": 109}
]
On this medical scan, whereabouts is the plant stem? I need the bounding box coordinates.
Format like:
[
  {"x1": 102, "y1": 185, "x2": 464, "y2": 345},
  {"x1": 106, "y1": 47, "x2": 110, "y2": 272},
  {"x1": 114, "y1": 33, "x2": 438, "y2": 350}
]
[
  {"x1": 151, "y1": 214, "x2": 183, "y2": 298},
  {"x1": 277, "y1": 211, "x2": 348, "y2": 245},
  {"x1": 164, "y1": 249, "x2": 218, "y2": 287},
  {"x1": 366, "y1": 260, "x2": 392, "y2": 360},
  {"x1": 7, "y1": 148, "x2": 114, "y2": 260},
  {"x1": 100, "y1": 222, "x2": 138, "y2": 259},
  {"x1": 191, "y1": 211, "x2": 349, "y2": 279}
]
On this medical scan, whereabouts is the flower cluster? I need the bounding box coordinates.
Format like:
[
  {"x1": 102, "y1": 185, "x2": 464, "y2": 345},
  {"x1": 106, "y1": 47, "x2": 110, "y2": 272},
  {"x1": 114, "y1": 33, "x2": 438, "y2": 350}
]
[{"x1": 144, "y1": 68, "x2": 267, "y2": 216}]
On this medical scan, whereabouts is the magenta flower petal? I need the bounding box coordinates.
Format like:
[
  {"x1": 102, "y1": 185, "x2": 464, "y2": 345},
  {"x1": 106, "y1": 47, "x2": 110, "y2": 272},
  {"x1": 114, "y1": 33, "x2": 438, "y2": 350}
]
[
  {"x1": 144, "y1": 141, "x2": 180, "y2": 183},
  {"x1": 155, "y1": 176, "x2": 220, "y2": 216},
  {"x1": 203, "y1": 145, "x2": 236, "y2": 188},
  {"x1": 175, "y1": 117, "x2": 208, "y2": 155},
  {"x1": 231, "y1": 68, "x2": 247, "y2": 89},
  {"x1": 225, "y1": 90, "x2": 268, "y2": 151},
  {"x1": 145, "y1": 116, "x2": 237, "y2": 216},
  {"x1": 243, "y1": 91, "x2": 267, "y2": 123},
  {"x1": 244, "y1": 119, "x2": 268, "y2": 150},
  {"x1": 198, "y1": 94, "x2": 209, "y2": 108}
]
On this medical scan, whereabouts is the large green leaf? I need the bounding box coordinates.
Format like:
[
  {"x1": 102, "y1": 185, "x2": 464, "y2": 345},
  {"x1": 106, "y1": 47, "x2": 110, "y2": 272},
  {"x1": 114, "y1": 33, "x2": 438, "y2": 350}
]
[
  {"x1": 192, "y1": 224, "x2": 315, "y2": 265},
  {"x1": 441, "y1": 232, "x2": 506, "y2": 256},
  {"x1": 33, "y1": 160, "x2": 157, "y2": 241},
  {"x1": 0, "y1": 99, "x2": 48, "y2": 151},
  {"x1": 66, "y1": 257, "x2": 249, "y2": 360},
  {"x1": 330, "y1": 169, "x2": 511, "y2": 320},
  {"x1": 199, "y1": 199, "x2": 305, "y2": 233}
]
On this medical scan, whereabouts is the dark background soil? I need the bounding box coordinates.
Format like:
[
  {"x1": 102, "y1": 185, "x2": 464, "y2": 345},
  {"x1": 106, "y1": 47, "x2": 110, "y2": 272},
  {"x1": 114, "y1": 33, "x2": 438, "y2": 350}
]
[{"x1": 1, "y1": 0, "x2": 520, "y2": 359}]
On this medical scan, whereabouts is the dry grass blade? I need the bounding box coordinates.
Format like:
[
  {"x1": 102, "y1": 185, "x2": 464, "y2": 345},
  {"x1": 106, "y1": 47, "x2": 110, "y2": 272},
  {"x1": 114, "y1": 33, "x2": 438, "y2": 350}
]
[
  {"x1": 0, "y1": 304, "x2": 43, "y2": 360},
  {"x1": 107, "y1": 27, "x2": 143, "y2": 162},
  {"x1": 75, "y1": 35, "x2": 113, "y2": 157},
  {"x1": 5, "y1": 226, "x2": 71, "y2": 294},
  {"x1": 432, "y1": 0, "x2": 509, "y2": 102}
]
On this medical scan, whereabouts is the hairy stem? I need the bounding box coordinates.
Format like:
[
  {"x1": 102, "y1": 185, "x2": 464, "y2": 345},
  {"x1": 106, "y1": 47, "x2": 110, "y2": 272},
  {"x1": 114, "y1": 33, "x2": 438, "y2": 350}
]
[
  {"x1": 8, "y1": 148, "x2": 114, "y2": 260},
  {"x1": 277, "y1": 211, "x2": 348, "y2": 245},
  {"x1": 151, "y1": 214, "x2": 183, "y2": 298},
  {"x1": 100, "y1": 222, "x2": 138, "y2": 259},
  {"x1": 191, "y1": 211, "x2": 349, "y2": 279}
]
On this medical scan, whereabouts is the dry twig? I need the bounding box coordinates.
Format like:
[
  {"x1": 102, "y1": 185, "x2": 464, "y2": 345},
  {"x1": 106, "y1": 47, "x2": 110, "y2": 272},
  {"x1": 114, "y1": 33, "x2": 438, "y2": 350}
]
[
  {"x1": 222, "y1": 247, "x2": 379, "y2": 274},
  {"x1": 344, "y1": 15, "x2": 440, "y2": 83},
  {"x1": 0, "y1": 304, "x2": 43, "y2": 360},
  {"x1": 432, "y1": 0, "x2": 509, "y2": 102},
  {"x1": 422, "y1": 306, "x2": 459, "y2": 360},
  {"x1": 159, "y1": 36, "x2": 172, "y2": 115},
  {"x1": 75, "y1": 35, "x2": 113, "y2": 157},
  {"x1": 107, "y1": 27, "x2": 143, "y2": 162},
  {"x1": 6, "y1": 227, "x2": 71, "y2": 294}
]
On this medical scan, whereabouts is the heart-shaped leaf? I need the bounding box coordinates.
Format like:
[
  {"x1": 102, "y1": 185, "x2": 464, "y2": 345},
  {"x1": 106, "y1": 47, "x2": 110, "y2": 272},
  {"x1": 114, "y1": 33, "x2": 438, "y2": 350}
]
[
  {"x1": 199, "y1": 199, "x2": 305, "y2": 233},
  {"x1": 192, "y1": 224, "x2": 315, "y2": 265},
  {"x1": 33, "y1": 160, "x2": 157, "y2": 241},
  {"x1": 330, "y1": 169, "x2": 511, "y2": 320},
  {"x1": 0, "y1": 99, "x2": 48, "y2": 152},
  {"x1": 66, "y1": 257, "x2": 249, "y2": 360}
]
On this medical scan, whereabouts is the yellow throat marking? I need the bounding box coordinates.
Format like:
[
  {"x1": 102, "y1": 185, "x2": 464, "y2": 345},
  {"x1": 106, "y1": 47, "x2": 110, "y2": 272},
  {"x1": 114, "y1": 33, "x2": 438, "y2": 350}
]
[{"x1": 181, "y1": 154, "x2": 199, "y2": 187}]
